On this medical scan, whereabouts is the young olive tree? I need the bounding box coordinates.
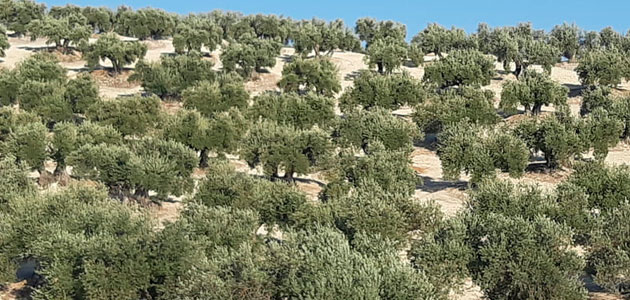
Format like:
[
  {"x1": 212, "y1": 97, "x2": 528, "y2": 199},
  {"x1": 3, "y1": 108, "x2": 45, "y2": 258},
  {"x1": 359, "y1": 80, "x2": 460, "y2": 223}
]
[
  {"x1": 550, "y1": 22, "x2": 580, "y2": 61},
  {"x1": 277, "y1": 57, "x2": 341, "y2": 96},
  {"x1": 500, "y1": 70, "x2": 569, "y2": 115},
  {"x1": 83, "y1": 33, "x2": 147, "y2": 74},
  {"x1": 114, "y1": 7, "x2": 176, "y2": 40}
]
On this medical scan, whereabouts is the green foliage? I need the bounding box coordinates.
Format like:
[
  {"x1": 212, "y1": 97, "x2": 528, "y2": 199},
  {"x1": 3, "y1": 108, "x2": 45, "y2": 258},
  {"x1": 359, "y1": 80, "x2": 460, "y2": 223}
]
[
  {"x1": 269, "y1": 226, "x2": 437, "y2": 299},
  {"x1": 86, "y1": 95, "x2": 162, "y2": 136},
  {"x1": 364, "y1": 36, "x2": 408, "y2": 74},
  {"x1": 0, "y1": 121, "x2": 48, "y2": 170},
  {"x1": 576, "y1": 49, "x2": 630, "y2": 87},
  {"x1": 65, "y1": 73, "x2": 100, "y2": 114},
  {"x1": 0, "y1": 185, "x2": 155, "y2": 299},
  {"x1": 182, "y1": 78, "x2": 249, "y2": 117},
  {"x1": 412, "y1": 23, "x2": 476, "y2": 56},
  {"x1": 588, "y1": 202, "x2": 630, "y2": 293},
  {"x1": 580, "y1": 86, "x2": 612, "y2": 116},
  {"x1": 564, "y1": 161, "x2": 630, "y2": 212},
  {"x1": 173, "y1": 16, "x2": 222, "y2": 54},
  {"x1": 15, "y1": 52, "x2": 66, "y2": 83},
  {"x1": 466, "y1": 213, "x2": 587, "y2": 300},
  {"x1": 293, "y1": 18, "x2": 359, "y2": 56},
  {"x1": 413, "y1": 87, "x2": 499, "y2": 132},
  {"x1": 0, "y1": 0, "x2": 45, "y2": 35},
  {"x1": 115, "y1": 7, "x2": 176, "y2": 40},
  {"x1": 27, "y1": 14, "x2": 91, "y2": 53},
  {"x1": 248, "y1": 91, "x2": 336, "y2": 129},
  {"x1": 437, "y1": 121, "x2": 529, "y2": 183},
  {"x1": 221, "y1": 36, "x2": 281, "y2": 77},
  {"x1": 83, "y1": 33, "x2": 147, "y2": 74},
  {"x1": 513, "y1": 114, "x2": 582, "y2": 168},
  {"x1": 130, "y1": 53, "x2": 216, "y2": 99},
  {"x1": 337, "y1": 107, "x2": 421, "y2": 153},
  {"x1": 550, "y1": 22, "x2": 580, "y2": 60},
  {"x1": 423, "y1": 49, "x2": 495, "y2": 88},
  {"x1": 51, "y1": 121, "x2": 122, "y2": 174},
  {"x1": 241, "y1": 120, "x2": 333, "y2": 180},
  {"x1": 81, "y1": 6, "x2": 114, "y2": 33},
  {"x1": 409, "y1": 217, "x2": 472, "y2": 297},
  {"x1": 500, "y1": 70, "x2": 569, "y2": 115},
  {"x1": 193, "y1": 162, "x2": 308, "y2": 228},
  {"x1": 277, "y1": 57, "x2": 341, "y2": 96},
  {"x1": 325, "y1": 143, "x2": 420, "y2": 198},
  {"x1": 326, "y1": 179, "x2": 441, "y2": 244},
  {"x1": 354, "y1": 18, "x2": 406, "y2": 49},
  {"x1": 340, "y1": 70, "x2": 426, "y2": 112},
  {"x1": 0, "y1": 156, "x2": 35, "y2": 205},
  {"x1": 17, "y1": 80, "x2": 72, "y2": 125},
  {"x1": 581, "y1": 108, "x2": 623, "y2": 160},
  {"x1": 0, "y1": 25, "x2": 8, "y2": 57}
]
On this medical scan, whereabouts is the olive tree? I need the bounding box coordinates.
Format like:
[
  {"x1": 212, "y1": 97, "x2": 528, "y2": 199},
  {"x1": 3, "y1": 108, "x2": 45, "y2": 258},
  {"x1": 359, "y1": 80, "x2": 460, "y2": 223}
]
[
  {"x1": 182, "y1": 79, "x2": 249, "y2": 117},
  {"x1": 354, "y1": 18, "x2": 406, "y2": 49},
  {"x1": 580, "y1": 86, "x2": 613, "y2": 116},
  {"x1": 0, "y1": 156, "x2": 35, "y2": 205},
  {"x1": 293, "y1": 18, "x2": 359, "y2": 56},
  {"x1": 221, "y1": 35, "x2": 282, "y2": 77},
  {"x1": 173, "y1": 16, "x2": 222, "y2": 54},
  {"x1": 0, "y1": 0, "x2": 45, "y2": 36},
  {"x1": 340, "y1": 70, "x2": 426, "y2": 112},
  {"x1": 248, "y1": 91, "x2": 336, "y2": 129},
  {"x1": 513, "y1": 114, "x2": 582, "y2": 169},
  {"x1": 437, "y1": 121, "x2": 529, "y2": 183},
  {"x1": 336, "y1": 107, "x2": 421, "y2": 153},
  {"x1": 550, "y1": 22, "x2": 580, "y2": 61},
  {"x1": 364, "y1": 36, "x2": 408, "y2": 74},
  {"x1": 241, "y1": 120, "x2": 333, "y2": 180},
  {"x1": 130, "y1": 53, "x2": 216, "y2": 99},
  {"x1": 413, "y1": 87, "x2": 499, "y2": 133},
  {"x1": 277, "y1": 57, "x2": 340, "y2": 96},
  {"x1": 0, "y1": 25, "x2": 8, "y2": 57},
  {"x1": 411, "y1": 23, "x2": 476, "y2": 57},
  {"x1": 51, "y1": 121, "x2": 122, "y2": 176},
  {"x1": 576, "y1": 49, "x2": 629, "y2": 87},
  {"x1": 0, "y1": 121, "x2": 48, "y2": 172},
  {"x1": 114, "y1": 7, "x2": 176, "y2": 40},
  {"x1": 81, "y1": 6, "x2": 114, "y2": 33},
  {"x1": 423, "y1": 49, "x2": 495, "y2": 88},
  {"x1": 27, "y1": 14, "x2": 91, "y2": 53},
  {"x1": 500, "y1": 70, "x2": 569, "y2": 115},
  {"x1": 83, "y1": 33, "x2": 147, "y2": 74},
  {"x1": 86, "y1": 95, "x2": 162, "y2": 137}
]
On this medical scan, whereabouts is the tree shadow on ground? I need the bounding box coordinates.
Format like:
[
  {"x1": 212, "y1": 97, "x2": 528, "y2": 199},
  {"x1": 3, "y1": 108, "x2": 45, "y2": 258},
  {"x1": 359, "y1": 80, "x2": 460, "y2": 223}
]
[
  {"x1": 564, "y1": 83, "x2": 585, "y2": 98},
  {"x1": 417, "y1": 175, "x2": 468, "y2": 193}
]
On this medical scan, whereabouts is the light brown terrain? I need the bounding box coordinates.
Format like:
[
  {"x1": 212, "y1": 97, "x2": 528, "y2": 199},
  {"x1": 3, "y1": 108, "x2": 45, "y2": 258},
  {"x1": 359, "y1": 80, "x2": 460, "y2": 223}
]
[{"x1": 2, "y1": 36, "x2": 629, "y2": 300}]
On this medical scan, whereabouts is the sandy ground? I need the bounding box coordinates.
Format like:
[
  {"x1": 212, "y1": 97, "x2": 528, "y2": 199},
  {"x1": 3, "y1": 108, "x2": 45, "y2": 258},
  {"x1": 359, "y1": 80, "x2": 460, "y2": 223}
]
[{"x1": 4, "y1": 36, "x2": 630, "y2": 300}]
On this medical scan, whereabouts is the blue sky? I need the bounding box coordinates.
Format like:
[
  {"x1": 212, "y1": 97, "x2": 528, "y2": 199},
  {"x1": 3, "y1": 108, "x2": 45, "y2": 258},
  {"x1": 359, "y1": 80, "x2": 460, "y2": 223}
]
[{"x1": 44, "y1": 0, "x2": 630, "y2": 37}]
